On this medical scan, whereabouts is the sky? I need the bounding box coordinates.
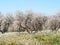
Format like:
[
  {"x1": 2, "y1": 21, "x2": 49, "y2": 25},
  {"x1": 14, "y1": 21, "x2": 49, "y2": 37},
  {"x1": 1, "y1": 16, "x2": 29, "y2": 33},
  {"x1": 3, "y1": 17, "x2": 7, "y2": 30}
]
[{"x1": 0, "y1": 0, "x2": 60, "y2": 14}]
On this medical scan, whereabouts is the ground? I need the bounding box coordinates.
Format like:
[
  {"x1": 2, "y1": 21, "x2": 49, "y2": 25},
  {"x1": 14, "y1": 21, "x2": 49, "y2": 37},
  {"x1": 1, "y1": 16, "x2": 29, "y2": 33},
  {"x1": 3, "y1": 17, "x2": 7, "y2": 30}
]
[{"x1": 0, "y1": 30, "x2": 60, "y2": 45}]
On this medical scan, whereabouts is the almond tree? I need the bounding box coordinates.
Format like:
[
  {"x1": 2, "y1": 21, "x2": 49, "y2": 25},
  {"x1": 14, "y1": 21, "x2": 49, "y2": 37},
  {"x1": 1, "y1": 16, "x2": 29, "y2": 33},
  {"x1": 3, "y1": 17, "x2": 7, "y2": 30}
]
[
  {"x1": 1, "y1": 13, "x2": 13, "y2": 33},
  {"x1": 13, "y1": 10, "x2": 25, "y2": 32},
  {"x1": 0, "y1": 12, "x2": 3, "y2": 33}
]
